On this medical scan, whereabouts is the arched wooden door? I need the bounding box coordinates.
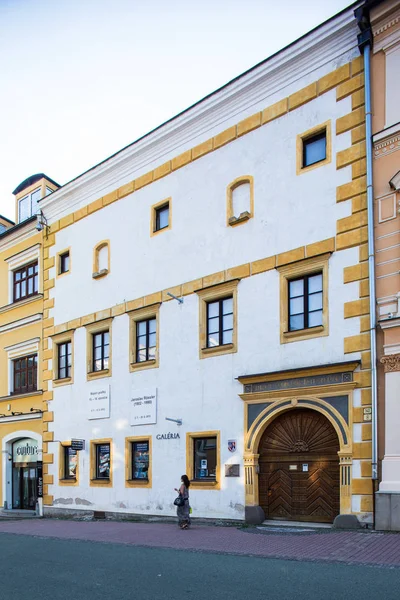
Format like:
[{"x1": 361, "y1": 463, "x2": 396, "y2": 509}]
[{"x1": 259, "y1": 408, "x2": 340, "y2": 523}]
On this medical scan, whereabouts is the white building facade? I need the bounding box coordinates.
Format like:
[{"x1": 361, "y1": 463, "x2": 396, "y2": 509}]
[{"x1": 39, "y1": 6, "x2": 374, "y2": 525}]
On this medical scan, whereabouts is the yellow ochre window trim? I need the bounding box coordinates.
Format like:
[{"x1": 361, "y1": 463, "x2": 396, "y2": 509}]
[
  {"x1": 150, "y1": 197, "x2": 172, "y2": 237},
  {"x1": 186, "y1": 431, "x2": 221, "y2": 490},
  {"x1": 125, "y1": 436, "x2": 152, "y2": 488},
  {"x1": 51, "y1": 330, "x2": 74, "y2": 386},
  {"x1": 278, "y1": 253, "x2": 330, "y2": 344},
  {"x1": 296, "y1": 120, "x2": 331, "y2": 175},
  {"x1": 90, "y1": 439, "x2": 113, "y2": 488},
  {"x1": 59, "y1": 441, "x2": 79, "y2": 487},
  {"x1": 128, "y1": 304, "x2": 160, "y2": 372},
  {"x1": 85, "y1": 318, "x2": 112, "y2": 380}
]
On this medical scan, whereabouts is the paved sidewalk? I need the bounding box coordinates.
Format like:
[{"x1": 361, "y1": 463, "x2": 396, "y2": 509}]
[{"x1": 0, "y1": 518, "x2": 400, "y2": 567}]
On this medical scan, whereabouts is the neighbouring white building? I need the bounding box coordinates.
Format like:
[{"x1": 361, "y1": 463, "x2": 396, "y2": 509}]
[{"x1": 38, "y1": 4, "x2": 375, "y2": 525}]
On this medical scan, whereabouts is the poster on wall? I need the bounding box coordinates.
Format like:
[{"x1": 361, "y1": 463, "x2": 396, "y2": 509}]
[
  {"x1": 130, "y1": 388, "x2": 157, "y2": 426},
  {"x1": 88, "y1": 386, "x2": 110, "y2": 420},
  {"x1": 132, "y1": 441, "x2": 150, "y2": 479}
]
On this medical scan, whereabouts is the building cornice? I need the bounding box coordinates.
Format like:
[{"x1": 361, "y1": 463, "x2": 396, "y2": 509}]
[{"x1": 41, "y1": 8, "x2": 360, "y2": 223}]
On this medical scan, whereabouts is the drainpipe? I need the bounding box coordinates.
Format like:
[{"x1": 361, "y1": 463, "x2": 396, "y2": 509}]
[{"x1": 355, "y1": 5, "x2": 378, "y2": 489}]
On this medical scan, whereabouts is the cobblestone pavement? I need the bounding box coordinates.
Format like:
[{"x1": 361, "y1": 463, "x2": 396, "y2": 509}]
[{"x1": 0, "y1": 518, "x2": 400, "y2": 567}]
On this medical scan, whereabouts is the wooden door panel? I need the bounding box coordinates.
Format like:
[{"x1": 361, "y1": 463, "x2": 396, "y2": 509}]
[{"x1": 259, "y1": 409, "x2": 340, "y2": 523}]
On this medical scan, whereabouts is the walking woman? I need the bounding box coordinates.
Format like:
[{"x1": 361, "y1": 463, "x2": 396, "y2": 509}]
[{"x1": 174, "y1": 474, "x2": 191, "y2": 529}]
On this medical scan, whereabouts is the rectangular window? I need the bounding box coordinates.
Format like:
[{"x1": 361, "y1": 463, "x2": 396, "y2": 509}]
[
  {"x1": 131, "y1": 441, "x2": 150, "y2": 480},
  {"x1": 193, "y1": 437, "x2": 217, "y2": 481},
  {"x1": 18, "y1": 187, "x2": 41, "y2": 223},
  {"x1": 13, "y1": 261, "x2": 39, "y2": 302},
  {"x1": 13, "y1": 354, "x2": 37, "y2": 395},
  {"x1": 64, "y1": 447, "x2": 77, "y2": 480},
  {"x1": 59, "y1": 251, "x2": 70, "y2": 274},
  {"x1": 57, "y1": 341, "x2": 72, "y2": 379},
  {"x1": 206, "y1": 297, "x2": 233, "y2": 347},
  {"x1": 288, "y1": 273, "x2": 323, "y2": 331},
  {"x1": 155, "y1": 203, "x2": 169, "y2": 232},
  {"x1": 96, "y1": 443, "x2": 111, "y2": 479},
  {"x1": 92, "y1": 331, "x2": 109, "y2": 372},
  {"x1": 303, "y1": 131, "x2": 326, "y2": 168},
  {"x1": 136, "y1": 318, "x2": 156, "y2": 362}
]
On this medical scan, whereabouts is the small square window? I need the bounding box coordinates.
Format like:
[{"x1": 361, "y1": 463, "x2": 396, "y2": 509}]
[
  {"x1": 155, "y1": 204, "x2": 169, "y2": 231},
  {"x1": 59, "y1": 252, "x2": 70, "y2": 274},
  {"x1": 303, "y1": 131, "x2": 326, "y2": 168}
]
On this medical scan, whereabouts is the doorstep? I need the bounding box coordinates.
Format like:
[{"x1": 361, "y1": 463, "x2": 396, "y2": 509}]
[
  {"x1": 0, "y1": 509, "x2": 38, "y2": 519},
  {"x1": 261, "y1": 519, "x2": 332, "y2": 529}
]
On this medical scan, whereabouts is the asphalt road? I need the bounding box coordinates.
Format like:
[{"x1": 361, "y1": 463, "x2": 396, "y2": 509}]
[{"x1": 1, "y1": 532, "x2": 400, "y2": 600}]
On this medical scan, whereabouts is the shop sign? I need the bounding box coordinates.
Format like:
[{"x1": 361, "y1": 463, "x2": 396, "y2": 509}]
[
  {"x1": 88, "y1": 386, "x2": 110, "y2": 420},
  {"x1": 71, "y1": 439, "x2": 85, "y2": 451},
  {"x1": 37, "y1": 461, "x2": 43, "y2": 498},
  {"x1": 156, "y1": 432, "x2": 180, "y2": 440},
  {"x1": 13, "y1": 438, "x2": 38, "y2": 463},
  {"x1": 130, "y1": 388, "x2": 157, "y2": 426}
]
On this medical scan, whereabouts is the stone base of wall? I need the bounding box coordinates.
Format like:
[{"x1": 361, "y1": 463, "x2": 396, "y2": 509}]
[
  {"x1": 375, "y1": 491, "x2": 400, "y2": 531},
  {"x1": 43, "y1": 506, "x2": 244, "y2": 526}
]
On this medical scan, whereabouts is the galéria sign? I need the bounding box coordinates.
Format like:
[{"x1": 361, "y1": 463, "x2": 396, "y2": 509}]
[{"x1": 156, "y1": 433, "x2": 180, "y2": 440}]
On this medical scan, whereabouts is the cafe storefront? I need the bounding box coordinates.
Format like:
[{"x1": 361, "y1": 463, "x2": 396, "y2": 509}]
[{"x1": 1, "y1": 430, "x2": 42, "y2": 512}]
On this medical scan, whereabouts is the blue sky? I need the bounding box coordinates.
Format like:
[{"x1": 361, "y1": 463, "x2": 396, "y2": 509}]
[{"x1": 0, "y1": 0, "x2": 354, "y2": 220}]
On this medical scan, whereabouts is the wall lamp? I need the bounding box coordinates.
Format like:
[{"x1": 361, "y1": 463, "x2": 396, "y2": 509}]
[{"x1": 36, "y1": 210, "x2": 49, "y2": 238}]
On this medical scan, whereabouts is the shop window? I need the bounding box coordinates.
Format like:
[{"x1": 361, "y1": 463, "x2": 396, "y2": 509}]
[
  {"x1": 197, "y1": 280, "x2": 238, "y2": 359},
  {"x1": 186, "y1": 431, "x2": 220, "y2": 489},
  {"x1": 296, "y1": 121, "x2": 331, "y2": 175},
  {"x1": 86, "y1": 319, "x2": 112, "y2": 380},
  {"x1": 90, "y1": 439, "x2": 112, "y2": 487},
  {"x1": 12, "y1": 354, "x2": 37, "y2": 395},
  {"x1": 129, "y1": 305, "x2": 160, "y2": 371},
  {"x1": 60, "y1": 445, "x2": 78, "y2": 482},
  {"x1": 151, "y1": 198, "x2": 172, "y2": 236},
  {"x1": 93, "y1": 240, "x2": 110, "y2": 279},
  {"x1": 278, "y1": 254, "x2": 329, "y2": 344},
  {"x1": 13, "y1": 261, "x2": 38, "y2": 302},
  {"x1": 226, "y1": 176, "x2": 254, "y2": 226},
  {"x1": 125, "y1": 437, "x2": 152, "y2": 488}
]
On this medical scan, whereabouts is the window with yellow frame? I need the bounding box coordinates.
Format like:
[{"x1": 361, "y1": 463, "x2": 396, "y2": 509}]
[
  {"x1": 128, "y1": 304, "x2": 160, "y2": 372},
  {"x1": 197, "y1": 280, "x2": 238, "y2": 359},
  {"x1": 278, "y1": 254, "x2": 330, "y2": 344},
  {"x1": 296, "y1": 121, "x2": 331, "y2": 175},
  {"x1": 90, "y1": 439, "x2": 113, "y2": 488},
  {"x1": 186, "y1": 431, "x2": 220, "y2": 490},
  {"x1": 125, "y1": 436, "x2": 152, "y2": 488}
]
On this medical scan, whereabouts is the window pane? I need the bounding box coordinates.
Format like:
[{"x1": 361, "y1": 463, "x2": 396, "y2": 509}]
[
  {"x1": 289, "y1": 314, "x2": 304, "y2": 331},
  {"x1": 94, "y1": 346, "x2": 102, "y2": 360},
  {"x1": 97, "y1": 444, "x2": 110, "y2": 478},
  {"x1": 194, "y1": 437, "x2": 216, "y2": 480},
  {"x1": 103, "y1": 357, "x2": 109, "y2": 370},
  {"x1": 93, "y1": 334, "x2": 102, "y2": 348},
  {"x1": 15, "y1": 271, "x2": 21, "y2": 281},
  {"x1": 66, "y1": 448, "x2": 77, "y2": 479},
  {"x1": 289, "y1": 279, "x2": 304, "y2": 298},
  {"x1": 18, "y1": 196, "x2": 31, "y2": 222},
  {"x1": 33, "y1": 273, "x2": 38, "y2": 293},
  {"x1": 207, "y1": 334, "x2": 219, "y2": 348},
  {"x1": 59, "y1": 367, "x2": 66, "y2": 379},
  {"x1": 137, "y1": 321, "x2": 146, "y2": 336},
  {"x1": 290, "y1": 297, "x2": 304, "y2": 315},
  {"x1": 21, "y1": 281, "x2": 26, "y2": 297},
  {"x1": 304, "y1": 134, "x2": 326, "y2": 167},
  {"x1": 222, "y1": 297, "x2": 233, "y2": 315},
  {"x1": 156, "y1": 205, "x2": 169, "y2": 230},
  {"x1": 103, "y1": 343, "x2": 109, "y2": 359},
  {"x1": 222, "y1": 329, "x2": 233, "y2": 345},
  {"x1": 309, "y1": 310, "x2": 323, "y2": 327},
  {"x1": 148, "y1": 346, "x2": 156, "y2": 360},
  {"x1": 149, "y1": 318, "x2": 156, "y2": 334},
  {"x1": 15, "y1": 284, "x2": 20, "y2": 300},
  {"x1": 59, "y1": 344, "x2": 66, "y2": 358},
  {"x1": 137, "y1": 335, "x2": 147, "y2": 350},
  {"x1": 103, "y1": 331, "x2": 109, "y2": 345},
  {"x1": 222, "y1": 314, "x2": 233, "y2": 331},
  {"x1": 31, "y1": 188, "x2": 41, "y2": 214},
  {"x1": 59, "y1": 355, "x2": 66, "y2": 369},
  {"x1": 208, "y1": 316, "x2": 219, "y2": 334},
  {"x1": 94, "y1": 359, "x2": 102, "y2": 371},
  {"x1": 308, "y1": 274, "x2": 323, "y2": 293},
  {"x1": 207, "y1": 302, "x2": 219, "y2": 318},
  {"x1": 309, "y1": 292, "x2": 323, "y2": 311},
  {"x1": 148, "y1": 333, "x2": 156, "y2": 348},
  {"x1": 138, "y1": 349, "x2": 147, "y2": 362},
  {"x1": 132, "y1": 441, "x2": 149, "y2": 479}
]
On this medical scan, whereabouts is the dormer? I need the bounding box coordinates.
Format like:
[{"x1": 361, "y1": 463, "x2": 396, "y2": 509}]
[
  {"x1": 13, "y1": 173, "x2": 60, "y2": 224},
  {"x1": 0, "y1": 214, "x2": 15, "y2": 234}
]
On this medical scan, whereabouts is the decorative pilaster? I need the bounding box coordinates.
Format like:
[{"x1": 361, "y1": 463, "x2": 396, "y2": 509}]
[
  {"x1": 338, "y1": 452, "x2": 352, "y2": 513},
  {"x1": 380, "y1": 353, "x2": 400, "y2": 372},
  {"x1": 244, "y1": 453, "x2": 260, "y2": 506}
]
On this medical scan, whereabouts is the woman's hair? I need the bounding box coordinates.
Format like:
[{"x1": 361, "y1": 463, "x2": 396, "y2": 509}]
[{"x1": 181, "y1": 474, "x2": 190, "y2": 488}]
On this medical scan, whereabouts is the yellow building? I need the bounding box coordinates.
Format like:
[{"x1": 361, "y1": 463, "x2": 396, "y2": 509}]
[{"x1": 0, "y1": 173, "x2": 58, "y2": 513}]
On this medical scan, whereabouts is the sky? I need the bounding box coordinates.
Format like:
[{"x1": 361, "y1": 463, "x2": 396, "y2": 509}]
[{"x1": 0, "y1": 0, "x2": 355, "y2": 221}]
